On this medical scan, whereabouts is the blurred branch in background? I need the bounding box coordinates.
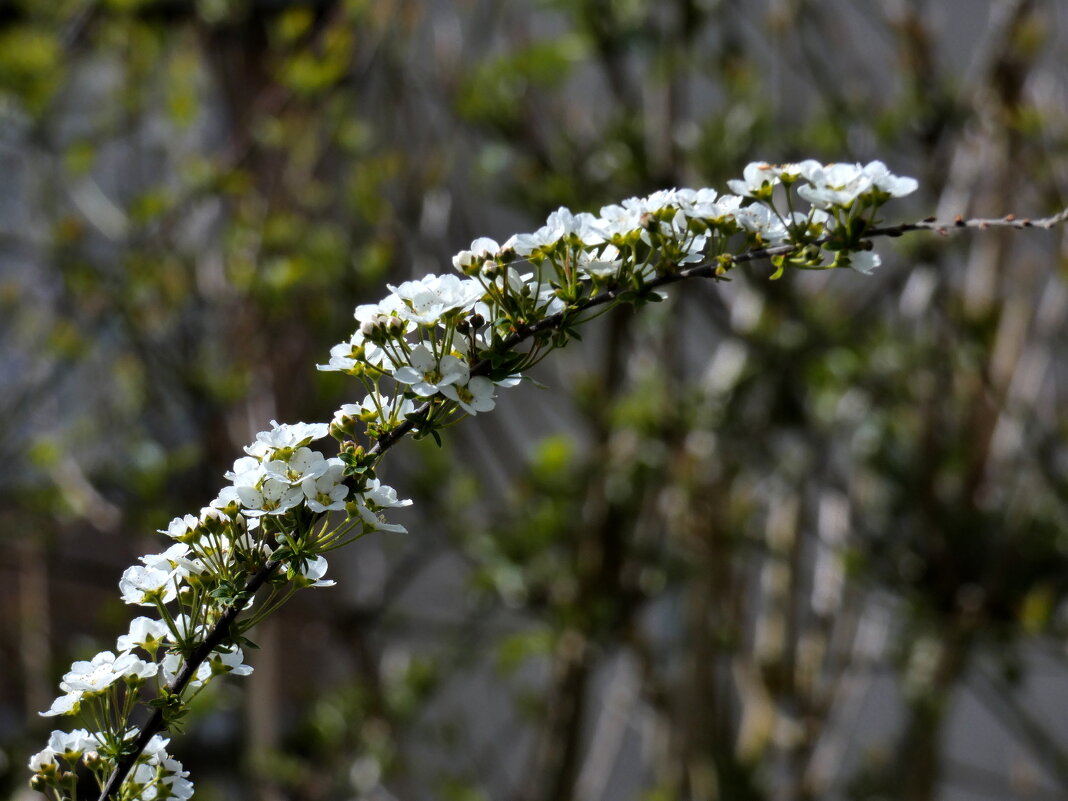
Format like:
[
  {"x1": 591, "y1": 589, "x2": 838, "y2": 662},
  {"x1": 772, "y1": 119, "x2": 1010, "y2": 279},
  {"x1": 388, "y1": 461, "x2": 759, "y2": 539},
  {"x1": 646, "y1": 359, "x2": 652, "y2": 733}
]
[{"x1": 2, "y1": 1, "x2": 1068, "y2": 800}]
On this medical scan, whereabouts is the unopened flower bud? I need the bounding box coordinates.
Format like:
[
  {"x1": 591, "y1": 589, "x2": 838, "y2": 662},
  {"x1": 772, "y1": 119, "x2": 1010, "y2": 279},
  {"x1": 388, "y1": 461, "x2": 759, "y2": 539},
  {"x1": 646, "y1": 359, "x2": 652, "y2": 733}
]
[
  {"x1": 59, "y1": 771, "x2": 78, "y2": 793},
  {"x1": 470, "y1": 313, "x2": 485, "y2": 329},
  {"x1": 455, "y1": 319, "x2": 470, "y2": 335},
  {"x1": 199, "y1": 507, "x2": 227, "y2": 534}
]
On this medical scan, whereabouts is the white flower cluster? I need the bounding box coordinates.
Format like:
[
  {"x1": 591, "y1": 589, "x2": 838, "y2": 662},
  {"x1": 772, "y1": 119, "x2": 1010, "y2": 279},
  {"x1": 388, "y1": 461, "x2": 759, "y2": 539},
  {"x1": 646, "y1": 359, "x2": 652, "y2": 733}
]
[
  {"x1": 318, "y1": 159, "x2": 917, "y2": 435},
  {"x1": 32, "y1": 419, "x2": 411, "y2": 799},
  {"x1": 40, "y1": 650, "x2": 158, "y2": 717},
  {"x1": 31, "y1": 159, "x2": 917, "y2": 801},
  {"x1": 30, "y1": 731, "x2": 193, "y2": 801}
]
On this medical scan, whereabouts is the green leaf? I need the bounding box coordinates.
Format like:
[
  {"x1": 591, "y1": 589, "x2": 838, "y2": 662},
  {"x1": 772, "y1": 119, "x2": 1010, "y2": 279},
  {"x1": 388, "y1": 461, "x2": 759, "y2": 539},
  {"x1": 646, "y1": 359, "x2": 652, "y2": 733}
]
[
  {"x1": 148, "y1": 689, "x2": 189, "y2": 733},
  {"x1": 768, "y1": 255, "x2": 786, "y2": 280}
]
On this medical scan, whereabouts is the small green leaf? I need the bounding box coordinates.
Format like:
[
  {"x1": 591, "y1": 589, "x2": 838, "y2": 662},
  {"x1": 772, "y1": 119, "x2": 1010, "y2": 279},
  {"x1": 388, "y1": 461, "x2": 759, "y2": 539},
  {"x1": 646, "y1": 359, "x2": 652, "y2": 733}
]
[{"x1": 769, "y1": 255, "x2": 786, "y2": 280}]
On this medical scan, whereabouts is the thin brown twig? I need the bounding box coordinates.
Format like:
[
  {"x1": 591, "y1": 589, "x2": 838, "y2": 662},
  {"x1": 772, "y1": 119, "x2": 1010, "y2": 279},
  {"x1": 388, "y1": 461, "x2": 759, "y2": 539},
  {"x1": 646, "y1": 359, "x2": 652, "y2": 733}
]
[
  {"x1": 94, "y1": 205, "x2": 1068, "y2": 799},
  {"x1": 871, "y1": 206, "x2": 1068, "y2": 235}
]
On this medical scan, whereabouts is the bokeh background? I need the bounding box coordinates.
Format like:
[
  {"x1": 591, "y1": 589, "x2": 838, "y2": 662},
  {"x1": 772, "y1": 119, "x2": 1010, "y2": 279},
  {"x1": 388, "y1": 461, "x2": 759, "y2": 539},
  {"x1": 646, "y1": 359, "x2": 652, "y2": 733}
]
[{"x1": 2, "y1": 1, "x2": 1068, "y2": 799}]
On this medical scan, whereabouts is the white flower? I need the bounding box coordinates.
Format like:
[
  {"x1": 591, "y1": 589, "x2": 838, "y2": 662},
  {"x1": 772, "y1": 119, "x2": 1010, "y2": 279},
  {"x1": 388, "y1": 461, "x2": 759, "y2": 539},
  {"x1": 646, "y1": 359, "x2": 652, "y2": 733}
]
[
  {"x1": 354, "y1": 487, "x2": 412, "y2": 536},
  {"x1": 264, "y1": 447, "x2": 329, "y2": 485},
  {"x1": 132, "y1": 755, "x2": 195, "y2": 801},
  {"x1": 213, "y1": 525, "x2": 263, "y2": 563},
  {"x1": 168, "y1": 775, "x2": 195, "y2": 801},
  {"x1": 209, "y1": 485, "x2": 243, "y2": 513},
  {"x1": 773, "y1": 160, "x2": 823, "y2": 181},
  {"x1": 316, "y1": 328, "x2": 391, "y2": 373},
  {"x1": 142, "y1": 734, "x2": 172, "y2": 764},
  {"x1": 440, "y1": 375, "x2": 497, "y2": 414},
  {"x1": 161, "y1": 759, "x2": 194, "y2": 801},
  {"x1": 120, "y1": 565, "x2": 179, "y2": 606},
  {"x1": 861, "y1": 160, "x2": 918, "y2": 197},
  {"x1": 353, "y1": 500, "x2": 408, "y2": 534},
  {"x1": 495, "y1": 267, "x2": 566, "y2": 316},
  {"x1": 352, "y1": 480, "x2": 411, "y2": 534},
  {"x1": 333, "y1": 402, "x2": 363, "y2": 426},
  {"x1": 294, "y1": 554, "x2": 336, "y2": 588},
  {"x1": 60, "y1": 651, "x2": 156, "y2": 694},
  {"x1": 452, "y1": 237, "x2": 502, "y2": 273},
  {"x1": 597, "y1": 200, "x2": 643, "y2": 238},
  {"x1": 577, "y1": 243, "x2": 623, "y2": 279},
  {"x1": 249, "y1": 420, "x2": 329, "y2": 453},
  {"x1": 302, "y1": 458, "x2": 349, "y2": 512},
  {"x1": 703, "y1": 193, "x2": 744, "y2": 221},
  {"x1": 199, "y1": 505, "x2": 231, "y2": 528},
  {"x1": 509, "y1": 227, "x2": 560, "y2": 256},
  {"x1": 364, "y1": 478, "x2": 413, "y2": 509},
  {"x1": 140, "y1": 543, "x2": 202, "y2": 580},
  {"x1": 727, "y1": 162, "x2": 780, "y2": 197},
  {"x1": 673, "y1": 187, "x2": 724, "y2": 219},
  {"x1": 361, "y1": 392, "x2": 416, "y2": 426},
  {"x1": 117, "y1": 617, "x2": 170, "y2": 653},
  {"x1": 534, "y1": 281, "x2": 566, "y2": 316},
  {"x1": 225, "y1": 455, "x2": 262, "y2": 482},
  {"x1": 317, "y1": 337, "x2": 359, "y2": 372},
  {"x1": 510, "y1": 207, "x2": 605, "y2": 255},
  {"x1": 132, "y1": 762, "x2": 158, "y2": 788},
  {"x1": 40, "y1": 691, "x2": 83, "y2": 717},
  {"x1": 734, "y1": 203, "x2": 790, "y2": 243},
  {"x1": 393, "y1": 344, "x2": 469, "y2": 397},
  {"x1": 387, "y1": 274, "x2": 484, "y2": 325},
  {"x1": 115, "y1": 652, "x2": 158, "y2": 682},
  {"x1": 680, "y1": 232, "x2": 709, "y2": 264},
  {"x1": 797, "y1": 162, "x2": 874, "y2": 209},
  {"x1": 210, "y1": 644, "x2": 254, "y2": 676},
  {"x1": 166, "y1": 614, "x2": 208, "y2": 644},
  {"x1": 61, "y1": 652, "x2": 126, "y2": 693},
  {"x1": 236, "y1": 475, "x2": 305, "y2": 517},
  {"x1": 849, "y1": 250, "x2": 882, "y2": 275},
  {"x1": 47, "y1": 728, "x2": 98, "y2": 760},
  {"x1": 656, "y1": 208, "x2": 708, "y2": 264},
  {"x1": 160, "y1": 652, "x2": 212, "y2": 689},
  {"x1": 554, "y1": 208, "x2": 606, "y2": 245},
  {"x1": 159, "y1": 514, "x2": 199, "y2": 541},
  {"x1": 28, "y1": 747, "x2": 57, "y2": 771}
]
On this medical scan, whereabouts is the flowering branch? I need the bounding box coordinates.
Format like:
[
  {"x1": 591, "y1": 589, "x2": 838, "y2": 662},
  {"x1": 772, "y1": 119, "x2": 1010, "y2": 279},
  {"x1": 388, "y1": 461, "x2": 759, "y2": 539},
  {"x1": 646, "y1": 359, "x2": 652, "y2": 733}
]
[
  {"x1": 376, "y1": 204, "x2": 1068, "y2": 455},
  {"x1": 27, "y1": 159, "x2": 1068, "y2": 801},
  {"x1": 92, "y1": 561, "x2": 278, "y2": 801}
]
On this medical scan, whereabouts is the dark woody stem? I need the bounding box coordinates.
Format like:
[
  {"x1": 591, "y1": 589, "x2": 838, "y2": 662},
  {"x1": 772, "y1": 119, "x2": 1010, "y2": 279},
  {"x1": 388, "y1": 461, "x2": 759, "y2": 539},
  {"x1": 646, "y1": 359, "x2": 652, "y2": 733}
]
[
  {"x1": 96, "y1": 561, "x2": 278, "y2": 801},
  {"x1": 95, "y1": 205, "x2": 1068, "y2": 800}
]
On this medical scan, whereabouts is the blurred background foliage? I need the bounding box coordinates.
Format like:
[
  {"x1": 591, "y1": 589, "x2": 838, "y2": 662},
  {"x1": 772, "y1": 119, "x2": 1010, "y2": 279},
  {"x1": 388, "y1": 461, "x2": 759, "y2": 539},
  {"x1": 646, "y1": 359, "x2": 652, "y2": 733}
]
[{"x1": 2, "y1": 0, "x2": 1068, "y2": 800}]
